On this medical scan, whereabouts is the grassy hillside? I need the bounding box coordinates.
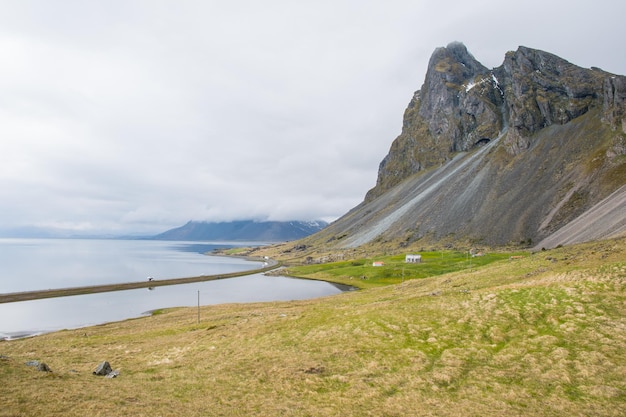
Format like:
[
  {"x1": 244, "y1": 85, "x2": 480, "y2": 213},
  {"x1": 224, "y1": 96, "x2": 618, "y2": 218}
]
[{"x1": 1, "y1": 238, "x2": 624, "y2": 416}]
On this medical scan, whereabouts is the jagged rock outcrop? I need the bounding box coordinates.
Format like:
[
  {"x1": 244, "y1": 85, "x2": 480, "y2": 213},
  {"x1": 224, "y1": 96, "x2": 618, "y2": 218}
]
[
  {"x1": 418, "y1": 43, "x2": 502, "y2": 151},
  {"x1": 304, "y1": 43, "x2": 626, "y2": 249},
  {"x1": 603, "y1": 74, "x2": 626, "y2": 131},
  {"x1": 498, "y1": 47, "x2": 611, "y2": 156}
]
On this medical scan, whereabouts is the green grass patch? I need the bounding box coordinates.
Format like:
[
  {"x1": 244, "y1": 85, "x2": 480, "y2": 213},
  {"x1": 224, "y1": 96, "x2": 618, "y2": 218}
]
[
  {"x1": 286, "y1": 250, "x2": 522, "y2": 288},
  {"x1": 222, "y1": 247, "x2": 251, "y2": 255}
]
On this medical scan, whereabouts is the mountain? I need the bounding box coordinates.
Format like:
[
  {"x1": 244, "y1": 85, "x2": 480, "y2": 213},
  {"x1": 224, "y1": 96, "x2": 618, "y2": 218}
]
[
  {"x1": 151, "y1": 220, "x2": 328, "y2": 242},
  {"x1": 300, "y1": 43, "x2": 626, "y2": 250}
]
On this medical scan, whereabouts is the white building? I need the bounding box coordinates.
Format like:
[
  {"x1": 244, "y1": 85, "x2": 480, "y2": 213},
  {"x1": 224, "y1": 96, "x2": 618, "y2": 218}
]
[{"x1": 405, "y1": 254, "x2": 422, "y2": 263}]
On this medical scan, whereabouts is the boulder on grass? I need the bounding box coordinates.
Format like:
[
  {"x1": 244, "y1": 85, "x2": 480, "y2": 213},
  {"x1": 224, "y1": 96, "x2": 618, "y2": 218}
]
[
  {"x1": 37, "y1": 362, "x2": 52, "y2": 372},
  {"x1": 93, "y1": 361, "x2": 113, "y2": 376},
  {"x1": 105, "y1": 370, "x2": 120, "y2": 378}
]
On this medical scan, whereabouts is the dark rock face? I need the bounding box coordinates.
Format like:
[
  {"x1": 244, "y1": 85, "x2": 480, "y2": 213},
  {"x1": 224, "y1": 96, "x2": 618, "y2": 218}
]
[
  {"x1": 603, "y1": 75, "x2": 626, "y2": 131},
  {"x1": 418, "y1": 42, "x2": 499, "y2": 150},
  {"x1": 499, "y1": 47, "x2": 606, "y2": 155}
]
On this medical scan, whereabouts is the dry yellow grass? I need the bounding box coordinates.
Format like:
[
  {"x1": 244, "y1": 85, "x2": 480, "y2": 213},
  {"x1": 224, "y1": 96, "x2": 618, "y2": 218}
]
[{"x1": 1, "y1": 238, "x2": 625, "y2": 416}]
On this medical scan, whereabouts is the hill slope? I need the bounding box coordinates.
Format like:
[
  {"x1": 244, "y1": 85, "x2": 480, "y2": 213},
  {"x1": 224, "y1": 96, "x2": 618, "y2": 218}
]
[{"x1": 303, "y1": 43, "x2": 626, "y2": 250}]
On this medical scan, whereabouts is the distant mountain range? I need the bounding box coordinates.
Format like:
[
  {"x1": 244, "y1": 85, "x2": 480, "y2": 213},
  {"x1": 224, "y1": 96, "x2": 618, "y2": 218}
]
[{"x1": 150, "y1": 220, "x2": 328, "y2": 242}]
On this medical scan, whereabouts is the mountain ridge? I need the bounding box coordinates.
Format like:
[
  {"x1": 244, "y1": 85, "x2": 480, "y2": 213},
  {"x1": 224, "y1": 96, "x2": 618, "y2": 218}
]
[
  {"x1": 151, "y1": 220, "x2": 328, "y2": 242},
  {"x1": 298, "y1": 43, "x2": 626, "y2": 251}
]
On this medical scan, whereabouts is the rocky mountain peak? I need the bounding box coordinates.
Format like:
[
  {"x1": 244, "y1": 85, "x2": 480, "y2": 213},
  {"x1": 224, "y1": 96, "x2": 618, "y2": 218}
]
[
  {"x1": 426, "y1": 42, "x2": 488, "y2": 86},
  {"x1": 367, "y1": 43, "x2": 626, "y2": 202},
  {"x1": 368, "y1": 42, "x2": 503, "y2": 201},
  {"x1": 419, "y1": 42, "x2": 500, "y2": 144}
]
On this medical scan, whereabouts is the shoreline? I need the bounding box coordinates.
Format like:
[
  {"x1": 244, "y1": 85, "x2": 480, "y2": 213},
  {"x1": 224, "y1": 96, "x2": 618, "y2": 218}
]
[{"x1": 0, "y1": 257, "x2": 280, "y2": 304}]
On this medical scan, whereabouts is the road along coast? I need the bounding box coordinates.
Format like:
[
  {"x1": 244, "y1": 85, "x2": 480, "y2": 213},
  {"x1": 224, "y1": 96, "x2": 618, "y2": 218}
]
[{"x1": 0, "y1": 257, "x2": 280, "y2": 304}]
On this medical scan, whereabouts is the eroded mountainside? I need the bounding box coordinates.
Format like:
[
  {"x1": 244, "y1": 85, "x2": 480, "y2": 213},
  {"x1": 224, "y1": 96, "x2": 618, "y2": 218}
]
[{"x1": 303, "y1": 43, "x2": 626, "y2": 250}]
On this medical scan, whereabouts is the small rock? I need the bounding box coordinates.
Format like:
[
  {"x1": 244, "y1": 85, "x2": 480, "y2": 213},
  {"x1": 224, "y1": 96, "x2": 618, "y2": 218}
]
[
  {"x1": 25, "y1": 360, "x2": 40, "y2": 367},
  {"x1": 93, "y1": 361, "x2": 113, "y2": 376},
  {"x1": 37, "y1": 363, "x2": 52, "y2": 372},
  {"x1": 304, "y1": 366, "x2": 325, "y2": 374},
  {"x1": 105, "y1": 370, "x2": 120, "y2": 378}
]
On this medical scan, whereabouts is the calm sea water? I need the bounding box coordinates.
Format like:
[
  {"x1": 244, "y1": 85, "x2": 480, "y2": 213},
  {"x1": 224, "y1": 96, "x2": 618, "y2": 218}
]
[
  {"x1": 0, "y1": 238, "x2": 260, "y2": 293},
  {"x1": 0, "y1": 239, "x2": 347, "y2": 339}
]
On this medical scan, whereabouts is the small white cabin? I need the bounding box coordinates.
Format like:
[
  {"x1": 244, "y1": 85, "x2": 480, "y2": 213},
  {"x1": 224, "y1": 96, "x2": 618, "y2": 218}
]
[{"x1": 405, "y1": 254, "x2": 422, "y2": 263}]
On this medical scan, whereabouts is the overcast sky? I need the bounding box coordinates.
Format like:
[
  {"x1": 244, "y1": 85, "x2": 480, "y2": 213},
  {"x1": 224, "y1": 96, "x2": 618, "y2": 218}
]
[{"x1": 1, "y1": 0, "x2": 624, "y2": 235}]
